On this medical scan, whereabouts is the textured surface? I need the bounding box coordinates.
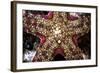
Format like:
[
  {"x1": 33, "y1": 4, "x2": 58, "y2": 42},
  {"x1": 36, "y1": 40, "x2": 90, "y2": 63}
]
[{"x1": 23, "y1": 10, "x2": 91, "y2": 62}]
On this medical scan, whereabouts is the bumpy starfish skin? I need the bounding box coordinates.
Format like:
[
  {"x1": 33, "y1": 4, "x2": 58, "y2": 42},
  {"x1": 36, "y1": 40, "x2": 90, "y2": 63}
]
[{"x1": 23, "y1": 11, "x2": 90, "y2": 62}]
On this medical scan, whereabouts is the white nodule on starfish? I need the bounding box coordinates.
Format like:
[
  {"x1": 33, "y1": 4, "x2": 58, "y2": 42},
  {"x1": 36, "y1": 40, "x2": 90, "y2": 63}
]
[{"x1": 58, "y1": 40, "x2": 61, "y2": 43}]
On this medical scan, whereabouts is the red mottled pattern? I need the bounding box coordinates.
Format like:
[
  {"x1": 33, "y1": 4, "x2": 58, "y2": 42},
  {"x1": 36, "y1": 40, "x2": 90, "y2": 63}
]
[
  {"x1": 35, "y1": 32, "x2": 46, "y2": 45},
  {"x1": 53, "y1": 48, "x2": 65, "y2": 57},
  {"x1": 72, "y1": 34, "x2": 80, "y2": 47},
  {"x1": 43, "y1": 12, "x2": 53, "y2": 19}
]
